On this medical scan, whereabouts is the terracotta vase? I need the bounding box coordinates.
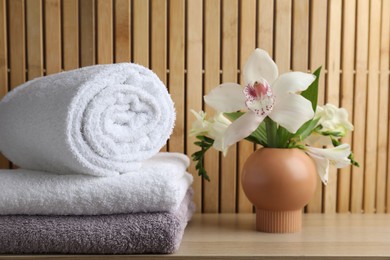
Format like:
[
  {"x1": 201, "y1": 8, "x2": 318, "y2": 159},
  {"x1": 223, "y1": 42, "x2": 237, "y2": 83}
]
[{"x1": 241, "y1": 148, "x2": 317, "y2": 233}]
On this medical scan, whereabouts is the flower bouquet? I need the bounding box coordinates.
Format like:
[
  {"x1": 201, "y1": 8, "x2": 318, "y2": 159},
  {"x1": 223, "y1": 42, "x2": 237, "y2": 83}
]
[{"x1": 191, "y1": 48, "x2": 359, "y2": 185}]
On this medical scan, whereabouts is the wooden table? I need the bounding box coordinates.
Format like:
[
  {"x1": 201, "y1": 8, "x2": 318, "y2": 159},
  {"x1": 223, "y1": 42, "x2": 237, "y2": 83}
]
[{"x1": 1, "y1": 213, "x2": 390, "y2": 259}]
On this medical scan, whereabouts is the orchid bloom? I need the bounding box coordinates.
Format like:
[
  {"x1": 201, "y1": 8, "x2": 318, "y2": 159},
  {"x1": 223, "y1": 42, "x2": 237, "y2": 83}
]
[
  {"x1": 204, "y1": 48, "x2": 316, "y2": 151},
  {"x1": 305, "y1": 144, "x2": 351, "y2": 185}
]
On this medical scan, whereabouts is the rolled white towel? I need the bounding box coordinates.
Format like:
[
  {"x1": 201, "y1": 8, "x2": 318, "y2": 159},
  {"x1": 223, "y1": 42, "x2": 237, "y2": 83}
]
[
  {"x1": 0, "y1": 153, "x2": 193, "y2": 215},
  {"x1": 0, "y1": 63, "x2": 175, "y2": 177}
]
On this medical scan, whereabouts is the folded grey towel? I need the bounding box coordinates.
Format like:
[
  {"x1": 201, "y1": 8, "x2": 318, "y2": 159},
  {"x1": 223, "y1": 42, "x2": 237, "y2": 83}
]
[{"x1": 0, "y1": 189, "x2": 195, "y2": 254}]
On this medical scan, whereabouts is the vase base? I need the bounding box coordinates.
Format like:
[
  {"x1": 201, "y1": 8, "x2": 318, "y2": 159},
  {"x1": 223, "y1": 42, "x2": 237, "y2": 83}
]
[{"x1": 255, "y1": 209, "x2": 302, "y2": 233}]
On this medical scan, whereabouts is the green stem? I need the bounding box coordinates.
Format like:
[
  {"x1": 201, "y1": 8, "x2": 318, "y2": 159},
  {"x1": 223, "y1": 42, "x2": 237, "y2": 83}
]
[{"x1": 265, "y1": 117, "x2": 277, "y2": 148}]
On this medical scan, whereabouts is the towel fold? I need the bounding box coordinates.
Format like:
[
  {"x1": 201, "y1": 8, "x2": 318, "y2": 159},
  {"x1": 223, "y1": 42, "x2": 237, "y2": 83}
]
[
  {"x1": 0, "y1": 188, "x2": 195, "y2": 254},
  {"x1": 0, "y1": 63, "x2": 175, "y2": 177},
  {"x1": 0, "y1": 153, "x2": 192, "y2": 215}
]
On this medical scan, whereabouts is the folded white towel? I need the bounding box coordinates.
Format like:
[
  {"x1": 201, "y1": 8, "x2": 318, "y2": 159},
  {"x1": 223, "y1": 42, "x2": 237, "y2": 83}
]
[
  {"x1": 0, "y1": 63, "x2": 175, "y2": 177},
  {"x1": 0, "y1": 153, "x2": 193, "y2": 215}
]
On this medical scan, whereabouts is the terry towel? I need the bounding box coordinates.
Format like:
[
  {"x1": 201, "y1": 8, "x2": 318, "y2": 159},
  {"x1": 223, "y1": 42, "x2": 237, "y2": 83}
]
[
  {"x1": 0, "y1": 153, "x2": 192, "y2": 215},
  {"x1": 0, "y1": 63, "x2": 175, "y2": 177},
  {"x1": 0, "y1": 189, "x2": 195, "y2": 254}
]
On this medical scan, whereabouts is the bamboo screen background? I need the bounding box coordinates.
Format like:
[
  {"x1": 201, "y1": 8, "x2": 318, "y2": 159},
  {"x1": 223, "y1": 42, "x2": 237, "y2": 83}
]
[{"x1": 0, "y1": 0, "x2": 389, "y2": 214}]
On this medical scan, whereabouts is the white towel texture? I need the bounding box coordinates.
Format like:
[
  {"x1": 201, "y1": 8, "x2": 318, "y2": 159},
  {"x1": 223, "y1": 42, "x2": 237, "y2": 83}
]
[
  {"x1": 0, "y1": 153, "x2": 193, "y2": 215},
  {"x1": 0, "y1": 63, "x2": 175, "y2": 177}
]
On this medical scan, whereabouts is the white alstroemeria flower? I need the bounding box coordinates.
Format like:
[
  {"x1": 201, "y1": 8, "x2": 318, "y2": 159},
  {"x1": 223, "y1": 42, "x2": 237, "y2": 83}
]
[
  {"x1": 315, "y1": 104, "x2": 354, "y2": 137},
  {"x1": 190, "y1": 110, "x2": 211, "y2": 136},
  {"x1": 305, "y1": 144, "x2": 351, "y2": 185},
  {"x1": 204, "y1": 48, "x2": 315, "y2": 150},
  {"x1": 208, "y1": 113, "x2": 231, "y2": 156},
  {"x1": 190, "y1": 110, "x2": 231, "y2": 156}
]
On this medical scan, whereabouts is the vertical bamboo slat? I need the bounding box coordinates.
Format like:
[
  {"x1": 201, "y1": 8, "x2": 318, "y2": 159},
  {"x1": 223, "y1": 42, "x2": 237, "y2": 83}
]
[
  {"x1": 377, "y1": 0, "x2": 389, "y2": 214},
  {"x1": 363, "y1": 0, "x2": 381, "y2": 213},
  {"x1": 97, "y1": 0, "x2": 113, "y2": 64},
  {"x1": 220, "y1": 0, "x2": 238, "y2": 213},
  {"x1": 168, "y1": 0, "x2": 185, "y2": 153},
  {"x1": 338, "y1": 0, "x2": 356, "y2": 213},
  {"x1": 292, "y1": 0, "x2": 308, "y2": 72},
  {"x1": 380, "y1": 0, "x2": 390, "y2": 214},
  {"x1": 186, "y1": 0, "x2": 203, "y2": 212},
  {"x1": 307, "y1": 0, "x2": 327, "y2": 213},
  {"x1": 257, "y1": 0, "x2": 274, "y2": 55},
  {"x1": 115, "y1": 0, "x2": 131, "y2": 62},
  {"x1": 80, "y1": 0, "x2": 95, "y2": 67},
  {"x1": 133, "y1": 0, "x2": 148, "y2": 66},
  {"x1": 324, "y1": 0, "x2": 342, "y2": 213},
  {"x1": 8, "y1": 0, "x2": 26, "y2": 88},
  {"x1": 44, "y1": 0, "x2": 61, "y2": 75},
  {"x1": 237, "y1": 0, "x2": 256, "y2": 213},
  {"x1": 0, "y1": 0, "x2": 8, "y2": 169},
  {"x1": 351, "y1": 0, "x2": 369, "y2": 213},
  {"x1": 203, "y1": 0, "x2": 221, "y2": 213},
  {"x1": 151, "y1": 0, "x2": 166, "y2": 83},
  {"x1": 26, "y1": 0, "x2": 43, "y2": 79},
  {"x1": 274, "y1": 0, "x2": 291, "y2": 73},
  {"x1": 62, "y1": 0, "x2": 79, "y2": 70}
]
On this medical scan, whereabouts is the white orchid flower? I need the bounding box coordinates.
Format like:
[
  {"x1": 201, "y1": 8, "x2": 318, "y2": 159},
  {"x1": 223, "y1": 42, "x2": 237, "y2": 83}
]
[
  {"x1": 204, "y1": 48, "x2": 315, "y2": 151},
  {"x1": 305, "y1": 144, "x2": 351, "y2": 185},
  {"x1": 315, "y1": 104, "x2": 354, "y2": 137}
]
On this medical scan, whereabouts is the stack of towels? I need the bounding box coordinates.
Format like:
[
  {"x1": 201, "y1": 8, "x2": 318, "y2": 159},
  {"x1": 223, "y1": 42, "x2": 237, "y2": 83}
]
[{"x1": 0, "y1": 64, "x2": 194, "y2": 254}]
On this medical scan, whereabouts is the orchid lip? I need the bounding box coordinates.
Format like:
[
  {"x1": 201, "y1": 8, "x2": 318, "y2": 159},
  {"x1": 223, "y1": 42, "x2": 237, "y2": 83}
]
[{"x1": 243, "y1": 80, "x2": 275, "y2": 117}]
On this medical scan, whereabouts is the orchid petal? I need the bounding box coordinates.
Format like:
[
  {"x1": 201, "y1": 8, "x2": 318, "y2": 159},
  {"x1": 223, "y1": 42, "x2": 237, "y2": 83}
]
[
  {"x1": 212, "y1": 138, "x2": 228, "y2": 157},
  {"x1": 244, "y1": 49, "x2": 278, "y2": 85},
  {"x1": 272, "y1": 72, "x2": 316, "y2": 99},
  {"x1": 223, "y1": 111, "x2": 265, "y2": 150},
  {"x1": 306, "y1": 151, "x2": 330, "y2": 185},
  {"x1": 204, "y1": 83, "x2": 246, "y2": 112},
  {"x1": 269, "y1": 94, "x2": 314, "y2": 133},
  {"x1": 208, "y1": 113, "x2": 231, "y2": 140}
]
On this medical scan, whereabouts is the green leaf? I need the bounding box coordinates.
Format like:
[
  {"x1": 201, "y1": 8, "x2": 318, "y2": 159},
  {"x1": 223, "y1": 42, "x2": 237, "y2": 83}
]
[
  {"x1": 320, "y1": 131, "x2": 344, "y2": 138},
  {"x1": 265, "y1": 117, "x2": 278, "y2": 147},
  {"x1": 276, "y1": 126, "x2": 293, "y2": 148},
  {"x1": 331, "y1": 137, "x2": 341, "y2": 147},
  {"x1": 244, "y1": 135, "x2": 260, "y2": 144},
  {"x1": 301, "y1": 66, "x2": 321, "y2": 112},
  {"x1": 191, "y1": 135, "x2": 214, "y2": 181},
  {"x1": 196, "y1": 135, "x2": 214, "y2": 144},
  {"x1": 249, "y1": 121, "x2": 267, "y2": 145},
  {"x1": 294, "y1": 117, "x2": 320, "y2": 141},
  {"x1": 224, "y1": 111, "x2": 244, "y2": 121},
  {"x1": 349, "y1": 152, "x2": 360, "y2": 167}
]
